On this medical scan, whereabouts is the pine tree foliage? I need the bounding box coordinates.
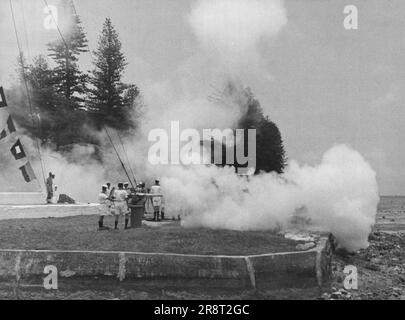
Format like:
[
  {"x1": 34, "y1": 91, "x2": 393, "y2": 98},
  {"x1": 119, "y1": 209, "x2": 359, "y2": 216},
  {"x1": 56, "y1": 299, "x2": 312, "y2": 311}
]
[{"x1": 89, "y1": 18, "x2": 139, "y2": 131}]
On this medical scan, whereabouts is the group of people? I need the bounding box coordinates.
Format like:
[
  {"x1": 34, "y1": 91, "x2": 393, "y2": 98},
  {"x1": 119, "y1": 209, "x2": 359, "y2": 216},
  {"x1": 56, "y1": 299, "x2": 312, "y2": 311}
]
[{"x1": 97, "y1": 179, "x2": 163, "y2": 231}]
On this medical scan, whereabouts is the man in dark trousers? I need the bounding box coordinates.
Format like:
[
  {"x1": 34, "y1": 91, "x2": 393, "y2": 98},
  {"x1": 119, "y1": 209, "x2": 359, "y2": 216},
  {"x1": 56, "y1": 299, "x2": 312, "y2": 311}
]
[
  {"x1": 46, "y1": 172, "x2": 55, "y2": 204},
  {"x1": 150, "y1": 179, "x2": 162, "y2": 221}
]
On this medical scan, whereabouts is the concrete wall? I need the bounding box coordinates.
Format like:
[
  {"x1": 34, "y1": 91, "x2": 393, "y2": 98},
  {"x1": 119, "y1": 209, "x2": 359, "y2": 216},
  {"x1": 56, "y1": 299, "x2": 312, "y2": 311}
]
[
  {"x1": 0, "y1": 192, "x2": 46, "y2": 205},
  {"x1": 0, "y1": 204, "x2": 100, "y2": 220},
  {"x1": 0, "y1": 235, "x2": 334, "y2": 291}
]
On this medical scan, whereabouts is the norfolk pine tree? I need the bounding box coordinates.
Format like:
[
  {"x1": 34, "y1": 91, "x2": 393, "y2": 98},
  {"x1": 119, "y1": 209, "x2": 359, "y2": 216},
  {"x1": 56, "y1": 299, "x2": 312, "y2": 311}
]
[
  {"x1": 47, "y1": 13, "x2": 88, "y2": 105},
  {"x1": 90, "y1": 18, "x2": 139, "y2": 131}
]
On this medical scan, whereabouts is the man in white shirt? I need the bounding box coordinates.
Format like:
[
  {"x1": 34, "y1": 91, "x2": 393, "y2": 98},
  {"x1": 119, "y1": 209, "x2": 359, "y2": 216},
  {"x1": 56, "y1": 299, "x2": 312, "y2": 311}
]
[
  {"x1": 98, "y1": 185, "x2": 110, "y2": 230},
  {"x1": 124, "y1": 182, "x2": 132, "y2": 195},
  {"x1": 113, "y1": 182, "x2": 129, "y2": 229},
  {"x1": 52, "y1": 185, "x2": 59, "y2": 204},
  {"x1": 106, "y1": 182, "x2": 111, "y2": 195},
  {"x1": 150, "y1": 179, "x2": 162, "y2": 221}
]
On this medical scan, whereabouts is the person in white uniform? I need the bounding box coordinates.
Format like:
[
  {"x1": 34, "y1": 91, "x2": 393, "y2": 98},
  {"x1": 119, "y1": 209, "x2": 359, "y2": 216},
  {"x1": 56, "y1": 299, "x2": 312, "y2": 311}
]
[
  {"x1": 52, "y1": 185, "x2": 59, "y2": 204},
  {"x1": 150, "y1": 179, "x2": 162, "y2": 221},
  {"x1": 124, "y1": 182, "x2": 131, "y2": 195},
  {"x1": 106, "y1": 182, "x2": 111, "y2": 195},
  {"x1": 113, "y1": 182, "x2": 129, "y2": 229},
  {"x1": 98, "y1": 185, "x2": 110, "y2": 230}
]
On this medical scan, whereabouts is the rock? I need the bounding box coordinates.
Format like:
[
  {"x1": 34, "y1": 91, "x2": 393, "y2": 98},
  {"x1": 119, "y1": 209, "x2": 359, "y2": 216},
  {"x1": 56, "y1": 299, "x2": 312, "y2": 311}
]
[
  {"x1": 284, "y1": 232, "x2": 315, "y2": 242},
  {"x1": 60, "y1": 270, "x2": 76, "y2": 278},
  {"x1": 370, "y1": 258, "x2": 382, "y2": 264},
  {"x1": 365, "y1": 263, "x2": 380, "y2": 271},
  {"x1": 329, "y1": 289, "x2": 352, "y2": 300},
  {"x1": 296, "y1": 242, "x2": 316, "y2": 251},
  {"x1": 58, "y1": 194, "x2": 76, "y2": 204},
  {"x1": 331, "y1": 291, "x2": 342, "y2": 299},
  {"x1": 321, "y1": 293, "x2": 330, "y2": 300},
  {"x1": 340, "y1": 292, "x2": 351, "y2": 299}
]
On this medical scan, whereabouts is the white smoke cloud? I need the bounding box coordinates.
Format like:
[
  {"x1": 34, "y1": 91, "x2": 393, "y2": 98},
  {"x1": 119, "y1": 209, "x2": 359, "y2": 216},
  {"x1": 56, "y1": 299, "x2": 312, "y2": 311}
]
[
  {"x1": 189, "y1": 0, "x2": 287, "y2": 69},
  {"x1": 120, "y1": 1, "x2": 379, "y2": 252},
  {"x1": 160, "y1": 145, "x2": 379, "y2": 252},
  {"x1": 286, "y1": 145, "x2": 379, "y2": 251},
  {"x1": 134, "y1": 0, "x2": 289, "y2": 138},
  {"x1": 0, "y1": 132, "x2": 108, "y2": 202},
  {"x1": 40, "y1": 144, "x2": 107, "y2": 203},
  {"x1": 141, "y1": 81, "x2": 244, "y2": 134}
]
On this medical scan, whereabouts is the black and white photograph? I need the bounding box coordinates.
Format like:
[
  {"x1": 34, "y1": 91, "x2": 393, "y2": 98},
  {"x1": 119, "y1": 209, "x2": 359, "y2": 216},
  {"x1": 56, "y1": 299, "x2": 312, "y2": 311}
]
[{"x1": 0, "y1": 0, "x2": 404, "y2": 305}]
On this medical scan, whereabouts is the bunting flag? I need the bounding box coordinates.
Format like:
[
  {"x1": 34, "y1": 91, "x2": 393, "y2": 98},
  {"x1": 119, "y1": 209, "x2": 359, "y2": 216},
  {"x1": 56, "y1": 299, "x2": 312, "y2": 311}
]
[
  {"x1": 7, "y1": 116, "x2": 16, "y2": 132},
  {"x1": 0, "y1": 116, "x2": 16, "y2": 141},
  {"x1": 10, "y1": 139, "x2": 26, "y2": 160},
  {"x1": 0, "y1": 86, "x2": 7, "y2": 108},
  {"x1": 19, "y1": 161, "x2": 36, "y2": 183}
]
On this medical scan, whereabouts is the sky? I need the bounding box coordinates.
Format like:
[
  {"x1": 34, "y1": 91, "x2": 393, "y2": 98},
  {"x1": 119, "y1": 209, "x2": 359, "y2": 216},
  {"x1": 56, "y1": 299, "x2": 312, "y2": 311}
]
[{"x1": 0, "y1": 0, "x2": 404, "y2": 195}]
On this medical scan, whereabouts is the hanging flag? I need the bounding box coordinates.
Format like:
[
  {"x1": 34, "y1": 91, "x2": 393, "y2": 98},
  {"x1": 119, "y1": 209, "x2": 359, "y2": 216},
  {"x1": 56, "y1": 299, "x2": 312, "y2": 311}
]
[
  {"x1": 10, "y1": 139, "x2": 26, "y2": 160},
  {"x1": 7, "y1": 116, "x2": 16, "y2": 133},
  {"x1": 0, "y1": 116, "x2": 16, "y2": 141},
  {"x1": 0, "y1": 86, "x2": 7, "y2": 108},
  {"x1": 0, "y1": 130, "x2": 6, "y2": 140},
  {"x1": 19, "y1": 161, "x2": 36, "y2": 183}
]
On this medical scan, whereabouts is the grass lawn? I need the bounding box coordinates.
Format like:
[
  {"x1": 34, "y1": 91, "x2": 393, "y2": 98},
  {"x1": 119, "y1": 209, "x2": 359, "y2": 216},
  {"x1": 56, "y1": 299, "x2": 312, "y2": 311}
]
[{"x1": 0, "y1": 215, "x2": 303, "y2": 255}]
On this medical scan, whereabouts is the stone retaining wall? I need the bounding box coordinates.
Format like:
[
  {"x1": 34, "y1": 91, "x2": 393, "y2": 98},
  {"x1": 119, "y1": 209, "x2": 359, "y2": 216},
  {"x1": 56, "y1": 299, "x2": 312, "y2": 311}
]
[{"x1": 0, "y1": 235, "x2": 334, "y2": 291}]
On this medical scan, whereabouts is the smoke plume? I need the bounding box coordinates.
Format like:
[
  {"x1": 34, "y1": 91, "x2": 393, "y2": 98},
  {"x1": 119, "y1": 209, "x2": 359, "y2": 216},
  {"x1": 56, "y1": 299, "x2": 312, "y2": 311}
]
[
  {"x1": 189, "y1": 0, "x2": 287, "y2": 74},
  {"x1": 160, "y1": 145, "x2": 379, "y2": 252}
]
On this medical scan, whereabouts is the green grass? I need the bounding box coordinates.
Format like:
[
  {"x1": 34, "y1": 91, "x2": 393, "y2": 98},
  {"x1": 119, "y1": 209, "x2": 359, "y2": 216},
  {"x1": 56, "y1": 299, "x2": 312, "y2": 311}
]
[{"x1": 0, "y1": 215, "x2": 302, "y2": 255}]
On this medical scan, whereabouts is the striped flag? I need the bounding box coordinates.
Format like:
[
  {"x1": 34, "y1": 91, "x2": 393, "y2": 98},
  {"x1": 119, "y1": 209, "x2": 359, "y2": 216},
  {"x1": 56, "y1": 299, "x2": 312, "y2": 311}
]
[
  {"x1": 0, "y1": 116, "x2": 16, "y2": 141},
  {"x1": 19, "y1": 162, "x2": 36, "y2": 183},
  {"x1": 0, "y1": 87, "x2": 7, "y2": 108},
  {"x1": 10, "y1": 139, "x2": 26, "y2": 160}
]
